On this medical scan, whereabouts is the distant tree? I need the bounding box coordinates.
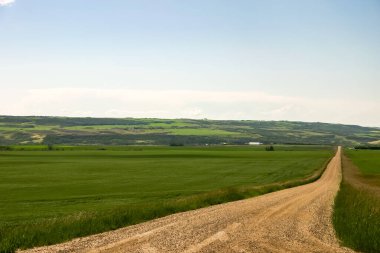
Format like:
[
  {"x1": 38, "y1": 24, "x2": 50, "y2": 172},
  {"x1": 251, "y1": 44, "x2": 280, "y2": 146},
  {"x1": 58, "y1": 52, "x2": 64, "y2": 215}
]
[
  {"x1": 47, "y1": 144, "x2": 54, "y2": 151},
  {"x1": 265, "y1": 145, "x2": 274, "y2": 151},
  {"x1": 169, "y1": 141, "x2": 184, "y2": 146},
  {"x1": 354, "y1": 145, "x2": 380, "y2": 150}
]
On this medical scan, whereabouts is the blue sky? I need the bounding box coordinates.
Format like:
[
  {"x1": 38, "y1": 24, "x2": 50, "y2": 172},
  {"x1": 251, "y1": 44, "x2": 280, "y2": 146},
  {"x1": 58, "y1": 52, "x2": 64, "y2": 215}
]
[{"x1": 1, "y1": 0, "x2": 379, "y2": 126}]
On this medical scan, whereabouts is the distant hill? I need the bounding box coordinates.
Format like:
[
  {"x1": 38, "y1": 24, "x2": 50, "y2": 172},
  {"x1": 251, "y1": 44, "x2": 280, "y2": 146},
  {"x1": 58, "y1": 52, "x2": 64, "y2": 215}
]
[{"x1": 0, "y1": 116, "x2": 379, "y2": 146}]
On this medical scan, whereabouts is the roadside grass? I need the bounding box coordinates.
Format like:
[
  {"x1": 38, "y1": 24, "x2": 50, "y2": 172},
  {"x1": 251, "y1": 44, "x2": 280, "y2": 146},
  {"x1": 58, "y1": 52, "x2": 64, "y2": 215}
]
[
  {"x1": 0, "y1": 146, "x2": 333, "y2": 252},
  {"x1": 333, "y1": 182, "x2": 380, "y2": 253},
  {"x1": 333, "y1": 150, "x2": 380, "y2": 253}
]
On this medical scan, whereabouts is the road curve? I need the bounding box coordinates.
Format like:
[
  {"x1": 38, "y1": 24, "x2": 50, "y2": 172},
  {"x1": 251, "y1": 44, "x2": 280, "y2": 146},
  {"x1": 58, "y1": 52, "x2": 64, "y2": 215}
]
[{"x1": 22, "y1": 147, "x2": 355, "y2": 253}]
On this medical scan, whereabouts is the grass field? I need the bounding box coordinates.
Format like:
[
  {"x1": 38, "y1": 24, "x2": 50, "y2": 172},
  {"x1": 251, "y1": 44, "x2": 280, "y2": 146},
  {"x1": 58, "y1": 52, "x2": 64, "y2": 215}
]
[
  {"x1": 0, "y1": 146, "x2": 333, "y2": 252},
  {"x1": 344, "y1": 150, "x2": 380, "y2": 178},
  {"x1": 333, "y1": 149, "x2": 380, "y2": 253}
]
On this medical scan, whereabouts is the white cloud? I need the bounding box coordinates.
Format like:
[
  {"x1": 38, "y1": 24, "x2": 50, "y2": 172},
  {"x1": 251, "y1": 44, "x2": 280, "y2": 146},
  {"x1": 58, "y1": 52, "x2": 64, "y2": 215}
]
[
  {"x1": 0, "y1": 88, "x2": 379, "y2": 127},
  {"x1": 0, "y1": 0, "x2": 15, "y2": 6}
]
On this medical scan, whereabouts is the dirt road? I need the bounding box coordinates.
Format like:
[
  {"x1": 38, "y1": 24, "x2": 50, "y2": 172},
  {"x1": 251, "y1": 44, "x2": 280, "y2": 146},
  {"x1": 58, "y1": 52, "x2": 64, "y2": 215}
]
[{"x1": 23, "y1": 147, "x2": 355, "y2": 253}]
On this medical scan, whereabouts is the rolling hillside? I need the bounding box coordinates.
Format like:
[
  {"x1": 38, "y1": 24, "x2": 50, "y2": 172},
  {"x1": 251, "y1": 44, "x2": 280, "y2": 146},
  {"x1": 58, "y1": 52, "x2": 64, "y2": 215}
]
[{"x1": 0, "y1": 116, "x2": 379, "y2": 146}]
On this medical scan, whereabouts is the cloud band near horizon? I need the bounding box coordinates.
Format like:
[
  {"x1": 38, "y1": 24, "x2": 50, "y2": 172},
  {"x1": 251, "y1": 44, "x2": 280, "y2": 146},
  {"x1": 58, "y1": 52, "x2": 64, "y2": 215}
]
[{"x1": 1, "y1": 88, "x2": 378, "y2": 127}]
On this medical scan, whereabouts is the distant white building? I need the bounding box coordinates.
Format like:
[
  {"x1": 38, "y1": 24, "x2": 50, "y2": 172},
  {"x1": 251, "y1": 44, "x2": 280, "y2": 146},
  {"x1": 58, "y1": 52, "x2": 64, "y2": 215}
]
[{"x1": 248, "y1": 142, "x2": 262, "y2": 145}]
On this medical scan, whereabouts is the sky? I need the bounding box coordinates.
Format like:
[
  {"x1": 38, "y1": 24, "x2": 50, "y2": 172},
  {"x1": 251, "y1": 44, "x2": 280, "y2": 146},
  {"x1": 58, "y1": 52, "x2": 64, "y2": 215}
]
[{"x1": 0, "y1": 0, "x2": 379, "y2": 126}]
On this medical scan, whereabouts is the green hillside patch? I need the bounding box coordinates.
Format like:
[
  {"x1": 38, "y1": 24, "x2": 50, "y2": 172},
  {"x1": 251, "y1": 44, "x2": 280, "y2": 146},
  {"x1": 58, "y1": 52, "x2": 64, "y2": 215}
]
[{"x1": 166, "y1": 128, "x2": 242, "y2": 136}]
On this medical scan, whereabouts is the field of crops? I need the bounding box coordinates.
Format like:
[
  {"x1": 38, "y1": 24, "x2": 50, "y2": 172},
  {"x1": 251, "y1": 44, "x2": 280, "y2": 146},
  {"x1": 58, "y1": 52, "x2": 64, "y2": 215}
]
[
  {"x1": 333, "y1": 149, "x2": 380, "y2": 253},
  {"x1": 345, "y1": 150, "x2": 380, "y2": 181},
  {"x1": 0, "y1": 145, "x2": 332, "y2": 252}
]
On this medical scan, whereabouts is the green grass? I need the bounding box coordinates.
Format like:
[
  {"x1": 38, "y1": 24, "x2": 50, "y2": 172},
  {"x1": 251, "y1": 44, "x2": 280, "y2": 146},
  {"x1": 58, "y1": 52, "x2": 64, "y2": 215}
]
[
  {"x1": 64, "y1": 124, "x2": 132, "y2": 130},
  {"x1": 333, "y1": 150, "x2": 380, "y2": 253},
  {"x1": 166, "y1": 128, "x2": 243, "y2": 136},
  {"x1": 345, "y1": 150, "x2": 380, "y2": 177},
  {"x1": 147, "y1": 121, "x2": 196, "y2": 128},
  {"x1": 333, "y1": 182, "x2": 380, "y2": 253},
  {"x1": 63, "y1": 126, "x2": 243, "y2": 136},
  {"x1": 1, "y1": 144, "x2": 332, "y2": 151},
  {"x1": 0, "y1": 146, "x2": 332, "y2": 252},
  {"x1": 0, "y1": 125, "x2": 56, "y2": 131}
]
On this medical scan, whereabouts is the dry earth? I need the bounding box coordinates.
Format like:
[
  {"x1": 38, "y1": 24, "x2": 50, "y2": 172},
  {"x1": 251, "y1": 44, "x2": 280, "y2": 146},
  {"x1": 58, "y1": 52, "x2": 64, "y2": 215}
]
[{"x1": 22, "y1": 147, "x2": 356, "y2": 253}]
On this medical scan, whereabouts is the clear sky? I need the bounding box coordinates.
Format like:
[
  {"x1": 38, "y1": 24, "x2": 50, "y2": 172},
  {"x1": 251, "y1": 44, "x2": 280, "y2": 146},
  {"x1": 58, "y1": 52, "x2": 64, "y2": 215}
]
[{"x1": 1, "y1": 0, "x2": 379, "y2": 126}]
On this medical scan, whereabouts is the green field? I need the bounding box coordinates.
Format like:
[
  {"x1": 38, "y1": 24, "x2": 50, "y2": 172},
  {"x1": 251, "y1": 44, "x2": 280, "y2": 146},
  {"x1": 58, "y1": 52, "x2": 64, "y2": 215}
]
[
  {"x1": 0, "y1": 146, "x2": 332, "y2": 252},
  {"x1": 333, "y1": 150, "x2": 380, "y2": 253},
  {"x1": 345, "y1": 150, "x2": 380, "y2": 178}
]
